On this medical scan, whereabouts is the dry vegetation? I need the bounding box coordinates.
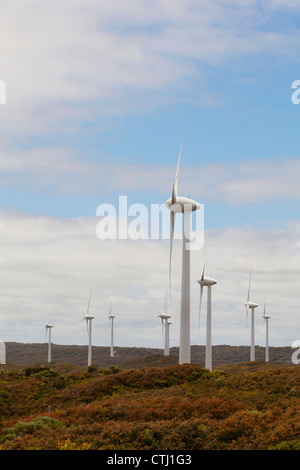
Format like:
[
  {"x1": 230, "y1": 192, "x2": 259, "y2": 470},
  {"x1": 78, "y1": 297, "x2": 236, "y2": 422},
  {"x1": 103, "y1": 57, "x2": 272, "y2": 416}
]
[{"x1": 0, "y1": 360, "x2": 299, "y2": 450}]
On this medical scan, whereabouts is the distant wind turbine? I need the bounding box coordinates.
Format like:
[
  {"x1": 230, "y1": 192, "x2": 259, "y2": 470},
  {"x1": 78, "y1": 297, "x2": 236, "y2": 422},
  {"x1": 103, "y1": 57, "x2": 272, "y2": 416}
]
[
  {"x1": 165, "y1": 136, "x2": 200, "y2": 364},
  {"x1": 158, "y1": 289, "x2": 171, "y2": 356},
  {"x1": 197, "y1": 263, "x2": 217, "y2": 372},
  {"x1": 244, "y1": 270, "x2": 258, "y2": 361},
  {"x1": 108, "y1": 300, "x2": 116, "y2": 358},
  {"x1": 262, "y1": 297, "x2": 271, "y2": 363},
  {"x1": 82, "y1": 289, "x2": 95, "y2": 366},
  {"x1": 45, "y1": 321, "x2": 53, "y2": 363}
]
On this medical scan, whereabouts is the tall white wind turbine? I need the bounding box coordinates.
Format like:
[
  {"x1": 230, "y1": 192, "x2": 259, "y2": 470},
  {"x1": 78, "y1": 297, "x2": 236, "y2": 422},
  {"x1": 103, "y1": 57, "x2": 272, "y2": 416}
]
[
  {"x1": 197, "y1": 263, "x2": 217, "y2": 372},
  {"x1": 82, "y1": 289, "x2": 95, "y2": 366},
  {"x1": 262, "y1": 298, "x2": 271, "y2": 363},
  {"x1": 244, "y1": 270, "x2": 258, "y2": 361},
  {"x1": 45, "y1": 321, "x2": 53, "y2": 363},
  {"x1": 165, "y1": 136, "x2": 200, "y2": 364},
  {"x1": 108, "y1": 300, "x2": 116, "y2": 358}
]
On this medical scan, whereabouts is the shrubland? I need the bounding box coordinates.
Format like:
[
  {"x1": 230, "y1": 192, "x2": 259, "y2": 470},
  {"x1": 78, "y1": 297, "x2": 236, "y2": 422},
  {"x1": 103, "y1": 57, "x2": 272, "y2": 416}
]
[{"x1": 0, "y1": 362, "x2": 299, "y2": 450}]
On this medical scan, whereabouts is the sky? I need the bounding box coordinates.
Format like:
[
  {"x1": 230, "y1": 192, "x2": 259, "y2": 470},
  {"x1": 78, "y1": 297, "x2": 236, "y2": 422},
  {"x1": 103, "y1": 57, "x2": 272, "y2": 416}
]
[{"x1": 0, "y1": 0, "x2": 300, "y2": 358}]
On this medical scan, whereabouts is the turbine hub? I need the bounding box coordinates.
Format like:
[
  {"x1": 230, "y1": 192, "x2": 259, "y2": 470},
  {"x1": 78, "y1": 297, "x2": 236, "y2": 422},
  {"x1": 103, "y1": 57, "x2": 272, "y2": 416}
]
[{"x1": 165, "y1": 196, "x2": 200, "y2": 213}]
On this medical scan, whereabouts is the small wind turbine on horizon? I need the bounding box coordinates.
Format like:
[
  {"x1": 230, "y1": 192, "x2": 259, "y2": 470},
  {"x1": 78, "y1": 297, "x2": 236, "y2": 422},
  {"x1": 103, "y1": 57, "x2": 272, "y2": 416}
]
[
  {"x1": 262, "y1": 297, "x2": 271, "y2": 363},
  {"x1": 165, "y1": 136, "x2": 201, "y2": 364},
  {"x1": 82, "y1": 289, "x2": 95, "y2": 366},
  {"x1": 244, "y1": 270, "x2": 258, "y2": 361},
  {"x1": 108, "y1": 300, "x2": 117, "y2": 358},
  {"x1": 45, "y1": 321, "x2": 53, "y2": 363},
  {"x1": 158, "y1": 289, "x2": 171, "y2": 356},
  {"x1": 197, "y1": 263, "x2": 217, "y2": 372}
]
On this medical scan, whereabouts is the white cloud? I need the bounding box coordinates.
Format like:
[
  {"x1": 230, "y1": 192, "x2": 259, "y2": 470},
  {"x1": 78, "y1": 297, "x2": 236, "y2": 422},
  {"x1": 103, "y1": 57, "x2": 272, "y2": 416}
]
[
  {"x1": 0, "y1": 210, "x2": 299, "y2": 352},
  {"x1": 0, "y1": 144, "x2": 299, "y2": 206},
  {"x1": 0, "y1": 1, "x2": 300, "y2": 136}
]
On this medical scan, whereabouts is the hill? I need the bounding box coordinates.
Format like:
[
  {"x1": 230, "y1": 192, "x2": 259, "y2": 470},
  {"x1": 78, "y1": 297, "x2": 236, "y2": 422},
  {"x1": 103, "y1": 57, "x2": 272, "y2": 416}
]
[{"x1": 4, "y1": 342, "x2": 296, "y2": 369}]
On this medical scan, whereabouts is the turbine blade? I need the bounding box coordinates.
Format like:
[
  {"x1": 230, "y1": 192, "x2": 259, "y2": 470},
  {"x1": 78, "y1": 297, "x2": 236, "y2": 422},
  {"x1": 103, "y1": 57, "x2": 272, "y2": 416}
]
[
  {"x1": 163, "y1": 287, "x2": 169, "y2": 313},
  {"x1": 169, "y1": 210, "x2": 176, "y2": 301},
  {"x1": 199, "y1": 284, "x2": 204, "y2": 333},
  {"x1": 201, "y1": 261, "x2": 206, "y2": 281},
  {"x1": 247, "y1": 269, "x2": 252, "y2": 302},
  {"x1": 87, "y1": 288, "x2": 93, "y2": 315},
  {"x1": 245, "y1": 305, "x2": 249, "y2": 326},
  {"x1": 172, "y1": 135, "x2": 185, "y2": 204}
]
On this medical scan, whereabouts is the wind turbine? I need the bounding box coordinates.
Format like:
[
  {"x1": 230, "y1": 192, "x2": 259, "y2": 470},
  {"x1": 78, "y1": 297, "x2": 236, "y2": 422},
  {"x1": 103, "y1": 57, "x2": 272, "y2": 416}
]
[
  {"x1": 108, "y1": 300, "x2": 116, "y2": 358},
  {"x1": 82, "y1": 289, "x2": 95, "y2": 366},
  {"x1": 45, "y1": 321, "x2": 53, "y2": 363},
  {"x1": 158, "y1": 312, "x2": 171, "y2": 355},
  {"x1": 262, "y1": 298, "x2": 271, "y2": 362},
  {"x1": 165, "y1": 136, "x2": 200, "y2": 364},
  {"x1": 197, "y1": 263, "x2": 217, "y2": 372},
  {"x1": 158, "y1": 289, "x2": 171, "y2": 356},
  {"x1": 244, "y1": 270, "x2": 258, "y2": 361}
]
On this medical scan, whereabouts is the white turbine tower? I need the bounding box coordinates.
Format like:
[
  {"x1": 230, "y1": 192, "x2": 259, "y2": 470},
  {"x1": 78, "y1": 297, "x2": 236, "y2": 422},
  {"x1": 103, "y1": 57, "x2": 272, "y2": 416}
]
[
  {"x1": 108, "y1": 300, "x2": 116, "y2": 358},
  {"x1": 165, "y1": 319, "x2": 172, "y2": 356},
  {"x1": 244, "y1": 270, "x2": 258, "y2": 362},
  {"x1": 45, "y1": 321, "x2": 53, "y2": 363},
  {"x1": 0, "y1": 340, "x2": 6, "y2": 364},
  {"x1": 197, "y1": 263, "x2": 217, "y2": 372},
  {"x1": 165, "y1": 136, "x2": 200, "y2": 364},
  {"x1": 262, "y1": 298, "x2": 271, "y2": 363},
  {"x1": 82, "y1": 289, "x2": 95, "y2": 366}
]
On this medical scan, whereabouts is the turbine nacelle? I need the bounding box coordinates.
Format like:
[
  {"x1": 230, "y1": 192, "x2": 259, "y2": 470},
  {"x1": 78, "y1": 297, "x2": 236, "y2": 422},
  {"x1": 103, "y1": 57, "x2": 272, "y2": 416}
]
[
  {"x1": 197, "y1": 276, "x2": 217, "y2": 287},
  {"x1": 158, "y1": 313, "x2": 171, "y2": 321},
  {"x1": 83, "y1": 314, "x2": 95, "y2": 321},
  {"x1": 262, "y1": 315, "x2": 270, "y2": 320},
  {"x1": 165, "y1": 196, "x2": 200, "y2": 213},
  {"x1": 245, "y1": 301, "x2": 258, "y2": 309}
]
